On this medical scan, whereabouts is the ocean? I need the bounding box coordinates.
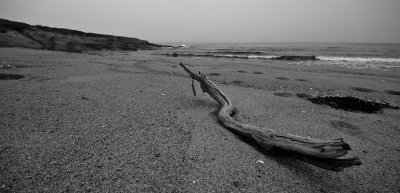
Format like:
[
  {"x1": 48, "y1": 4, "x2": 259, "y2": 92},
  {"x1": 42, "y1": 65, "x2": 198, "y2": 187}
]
[{"x1": 159, "y1": 42, "x2": 400, "y2": 71}]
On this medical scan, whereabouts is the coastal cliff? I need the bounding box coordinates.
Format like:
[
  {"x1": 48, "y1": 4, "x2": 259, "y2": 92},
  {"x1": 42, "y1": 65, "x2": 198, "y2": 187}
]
[{"x1": 0, "y1": 18, "x2": 163, "y2": 52}]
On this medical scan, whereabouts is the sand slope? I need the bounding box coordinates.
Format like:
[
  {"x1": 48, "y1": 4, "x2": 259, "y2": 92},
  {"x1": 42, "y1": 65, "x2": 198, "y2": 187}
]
[{"x1": 0, "y1": 48, "x2": 399, "y2": 192}]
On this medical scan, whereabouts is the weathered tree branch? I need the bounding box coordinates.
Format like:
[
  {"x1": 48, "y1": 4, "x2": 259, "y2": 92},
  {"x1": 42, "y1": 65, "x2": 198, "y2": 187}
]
[{"x1": 179, "y1": 62, "x2": 361, "y2": 171}]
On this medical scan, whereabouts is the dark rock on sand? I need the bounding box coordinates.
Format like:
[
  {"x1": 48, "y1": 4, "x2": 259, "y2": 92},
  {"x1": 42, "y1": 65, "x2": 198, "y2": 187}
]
[
  {"x1": 166, "y1": 53, "x2": 179, "y2": 57},
  {"x1": 272, "y1": 55, "x2": 317, "y2": 61}
]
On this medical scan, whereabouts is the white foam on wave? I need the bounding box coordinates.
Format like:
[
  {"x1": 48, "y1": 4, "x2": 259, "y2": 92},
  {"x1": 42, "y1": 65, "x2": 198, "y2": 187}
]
[
  {"x1": 318, "y1": 56, "x2": 400, "y2": 63},
  {"x1": 247, "y1": 55, "x2": 277, "y2": 59},
  {"x1": 215, "y1": 54, "x2": 246, "y2": 58},
  {"x1": 215, "y1": 54, "x2": 277, "y2": 59}
]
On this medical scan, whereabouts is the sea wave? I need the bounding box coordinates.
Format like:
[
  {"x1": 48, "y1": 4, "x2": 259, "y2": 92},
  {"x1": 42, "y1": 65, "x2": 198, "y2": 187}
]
[
  {"x1": 211, "y1": 51, "x2": 265, "y2": 55},
  {"x1": 318, "y1": 56, "x2": 400, "y2": 63},
  {"x1": 167, "y1": 52, "x2": 400, "y2": 64},
  {"x1": 215, "y1": 54, "x2": 277, "y2": 59},
  {"x1": 218, "y1": 54, "x2": 400, "y2": 63}
]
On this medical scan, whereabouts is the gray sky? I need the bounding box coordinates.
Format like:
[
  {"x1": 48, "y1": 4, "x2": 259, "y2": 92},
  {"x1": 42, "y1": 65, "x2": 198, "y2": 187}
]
[{"x1": 1, "y1": 0, "x2": 399, "y2": 43}]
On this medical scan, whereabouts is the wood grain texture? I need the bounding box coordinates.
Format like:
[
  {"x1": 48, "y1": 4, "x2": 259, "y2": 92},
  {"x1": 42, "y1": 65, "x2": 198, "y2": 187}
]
[{"x1": 179, "y1": 62, "x2": 361, "y2": 171}]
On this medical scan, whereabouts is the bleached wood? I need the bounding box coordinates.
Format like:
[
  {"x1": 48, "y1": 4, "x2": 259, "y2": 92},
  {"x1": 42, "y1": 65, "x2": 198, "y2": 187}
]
[{"x1": 180, "y1": 62, "x2": 361, "y2": 171}]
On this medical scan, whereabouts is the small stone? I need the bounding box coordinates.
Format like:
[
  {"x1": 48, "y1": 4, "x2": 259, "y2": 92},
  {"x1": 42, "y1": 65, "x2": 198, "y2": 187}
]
[
  {"x1": 257, "y1": 160, "x2": 265, "y2": 164},
  {"x1": 232, "y1": 181, "x2": 241, "y2": 188}
]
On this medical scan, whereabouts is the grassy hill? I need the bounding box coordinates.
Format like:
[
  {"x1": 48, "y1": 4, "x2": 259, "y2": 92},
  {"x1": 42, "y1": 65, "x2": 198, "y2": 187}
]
[{"x1": 0, "y1": 18, "x2": 163, "y2": 52}]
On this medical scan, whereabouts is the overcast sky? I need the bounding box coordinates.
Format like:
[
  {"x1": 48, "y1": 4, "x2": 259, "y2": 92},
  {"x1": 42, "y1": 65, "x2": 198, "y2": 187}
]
[{"x1": 1, "y1": 0, "x2": 399, "y2": 43}]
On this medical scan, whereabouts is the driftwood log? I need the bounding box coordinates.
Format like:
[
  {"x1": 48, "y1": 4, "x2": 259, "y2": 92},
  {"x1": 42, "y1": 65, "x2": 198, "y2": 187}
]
[{"x1": 179, "y1": 63, "x2": 361, "y2": 171}]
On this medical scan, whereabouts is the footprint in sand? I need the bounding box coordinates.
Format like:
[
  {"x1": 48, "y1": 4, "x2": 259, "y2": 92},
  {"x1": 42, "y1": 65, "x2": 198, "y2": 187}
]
[
  {"x1": 0, "y1": 73, "x2": 25, "y2": 80},
  {"x1": 351, "y1": 87, "x2": 376, "y2": 93},
  {"x1": 232, "y1": 80, "x2": 243, "y2": 84},
  {"x1": 209, "y1": 73, "x2": 221, "y2": 76},
  {"x1": 274, "y1": 92, "x2": 293, "y2": 97},
  {"x1": 295, "y1": 78, "x2": 310, "y2": 82},
  {"x1": 15, "y1": 65, "x2": 34, "y2": 68},
  {"x1": 385, "y1": 90, "x2": 400, "y2": 96},
  {"x1": 330, "y1": 120, "x2": 363, "y2": 136},
  {"x1": 276, "y1": 77, "x2": 289, "y2": 80},
  {"x1": 296, "y1": 93, "x2": 312, "y2": 98}
]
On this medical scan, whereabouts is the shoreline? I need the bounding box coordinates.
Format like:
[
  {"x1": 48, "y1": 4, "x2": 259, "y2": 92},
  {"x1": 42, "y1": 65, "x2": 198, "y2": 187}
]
[{"x1": 0, "y1": 47, "x2": 399, "y2": 192}]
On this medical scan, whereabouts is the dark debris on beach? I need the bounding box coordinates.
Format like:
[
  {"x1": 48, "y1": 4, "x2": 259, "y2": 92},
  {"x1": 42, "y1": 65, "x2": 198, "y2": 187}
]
[{"x1": 307, "y1": 96, "x2": 399, "y2": 113}]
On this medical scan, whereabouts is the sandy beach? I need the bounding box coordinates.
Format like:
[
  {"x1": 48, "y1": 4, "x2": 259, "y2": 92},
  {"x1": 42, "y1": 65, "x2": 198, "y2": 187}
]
[{"x1": 0, "y1": 47, "x2": 399, "y2": 192}]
